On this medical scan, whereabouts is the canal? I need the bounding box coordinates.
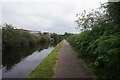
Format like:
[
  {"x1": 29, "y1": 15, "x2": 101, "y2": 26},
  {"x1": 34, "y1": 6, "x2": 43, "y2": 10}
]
[{"x1": 2, "y1": 43, "x2": 56, "y2": 78}]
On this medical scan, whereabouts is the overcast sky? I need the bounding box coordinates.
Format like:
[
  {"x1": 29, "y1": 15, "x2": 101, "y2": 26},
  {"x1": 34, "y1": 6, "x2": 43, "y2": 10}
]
[{"x1": 1, "y1": 0, "x2": 107, "y2": 34}]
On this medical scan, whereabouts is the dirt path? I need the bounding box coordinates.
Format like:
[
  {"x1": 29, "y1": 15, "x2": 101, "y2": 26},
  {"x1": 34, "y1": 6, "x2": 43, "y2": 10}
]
[{"x1": 54, "y1": 40, "x2": 96, "y2": 79}]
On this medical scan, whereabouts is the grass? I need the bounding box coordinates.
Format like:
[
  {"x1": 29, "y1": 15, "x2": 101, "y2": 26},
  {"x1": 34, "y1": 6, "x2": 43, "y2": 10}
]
[{"x1": 28, "y1": 41, "x2": 63, "y2": 78}]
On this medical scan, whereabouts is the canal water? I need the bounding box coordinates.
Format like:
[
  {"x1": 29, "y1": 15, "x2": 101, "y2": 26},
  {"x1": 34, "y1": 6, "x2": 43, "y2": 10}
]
[{"x1": 2, "y1": 43, "x2": 55, "y2": 78}]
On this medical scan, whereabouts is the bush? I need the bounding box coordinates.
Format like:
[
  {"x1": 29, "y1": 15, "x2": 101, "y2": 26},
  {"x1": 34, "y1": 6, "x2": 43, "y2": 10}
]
[
  {"x1": 67, "y1": 25, "x2": 120, "y2": 79},
  {"x1": 2, "y1": 24, "x2": 50, "y2": 49},
  {"x1": 67, "y1": 2, "x2": 120, "y2": 79}
]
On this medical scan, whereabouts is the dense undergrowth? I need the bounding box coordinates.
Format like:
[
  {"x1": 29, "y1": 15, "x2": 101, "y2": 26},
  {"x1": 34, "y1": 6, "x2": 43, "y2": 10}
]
[{"x1": 67, "y1": 2, "x2": 120, "y2": 80}]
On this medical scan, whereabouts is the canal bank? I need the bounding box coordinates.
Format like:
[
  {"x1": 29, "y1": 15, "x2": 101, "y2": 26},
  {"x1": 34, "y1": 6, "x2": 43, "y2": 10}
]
[{"x1": 28, "y1": 41, "x2": 63, "y2": 78}]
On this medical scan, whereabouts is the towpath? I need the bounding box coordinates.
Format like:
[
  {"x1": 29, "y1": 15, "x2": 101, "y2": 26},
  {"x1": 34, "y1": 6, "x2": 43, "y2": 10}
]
[{"x1": 54, "y1": 40, "x2": 96, "y2": 79}]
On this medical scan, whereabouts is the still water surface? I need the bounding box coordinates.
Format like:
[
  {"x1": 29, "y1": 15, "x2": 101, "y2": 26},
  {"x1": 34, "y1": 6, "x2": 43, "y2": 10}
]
[{"x1": 2, "y1": 44, "x2": 55, "y2": 78}]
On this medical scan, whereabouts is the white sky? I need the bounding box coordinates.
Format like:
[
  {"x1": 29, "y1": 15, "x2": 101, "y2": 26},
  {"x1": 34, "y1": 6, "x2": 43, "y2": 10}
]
[{"x1": 1, "y1": 0, "x2": 107, "y2": 34}]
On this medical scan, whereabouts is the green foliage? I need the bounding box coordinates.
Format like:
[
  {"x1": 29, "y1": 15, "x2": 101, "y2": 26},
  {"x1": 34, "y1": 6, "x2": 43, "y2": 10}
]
[
  {"x1": 51, "y1": 33, "x2": 63, "y2": 44},
  {"x1": 2, "y1": 24, "x2": 50, "y2": 48},
  {"x1": 68, "y1": 25, "x2": 120, "y2": 79},
  {"x1": 67, "y1": 2, "x2": 120, "y2": 80},
  {"x1": 107, "y1": 2, "x2": 120, "y2": 24},
  {"x1": 64, "y1": 32, "x2": 74, "y2": 39},
  {"x1": 3, "y1": 24, "x2": 23, "y2": 47}
]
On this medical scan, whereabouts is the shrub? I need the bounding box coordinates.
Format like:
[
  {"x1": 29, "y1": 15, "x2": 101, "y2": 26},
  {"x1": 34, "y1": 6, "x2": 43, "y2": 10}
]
[{"x1": 2, "y1": 24, "x2": 50, "y2": 49}]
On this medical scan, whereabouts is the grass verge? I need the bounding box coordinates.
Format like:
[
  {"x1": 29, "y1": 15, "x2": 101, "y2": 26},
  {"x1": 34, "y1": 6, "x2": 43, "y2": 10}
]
[{"x1": 28, "y1": 41, "x2": 63, "y2": 78}]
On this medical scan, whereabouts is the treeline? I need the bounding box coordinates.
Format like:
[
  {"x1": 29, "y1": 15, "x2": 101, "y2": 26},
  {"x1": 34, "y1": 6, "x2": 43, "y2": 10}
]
[
  {"x1": 67, "y1": 2, "x2": 120, "y2": 79},
  {"x1": 2, "y1": 24, "x2": 63, "y2": 49},
  {"x1": 51, "y1": 33, "x2": 63, "y2": 44},
  {"x1": 2, "y1": 24, "x2": 50, "y2": 49}
]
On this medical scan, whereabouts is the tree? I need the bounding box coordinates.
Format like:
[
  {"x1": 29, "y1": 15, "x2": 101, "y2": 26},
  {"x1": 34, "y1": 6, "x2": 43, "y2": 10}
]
[
  {"x1": 107, "y1": 2, "x2": 120, "y2": 25},
  {"x1": 75, "y1": 3, "x2": 111, "y2": 31}
]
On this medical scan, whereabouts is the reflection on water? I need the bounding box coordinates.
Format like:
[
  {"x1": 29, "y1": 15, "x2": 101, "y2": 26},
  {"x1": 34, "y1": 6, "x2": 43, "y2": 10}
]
[{"x1": 2, "y1": 42, "x2": 57, "y2": 78}]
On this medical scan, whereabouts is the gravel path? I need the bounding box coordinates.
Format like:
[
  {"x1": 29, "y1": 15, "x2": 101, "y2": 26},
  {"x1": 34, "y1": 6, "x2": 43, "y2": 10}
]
[{"x1": 54, "y1": 40, "x2": 96, "y2": 79}]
